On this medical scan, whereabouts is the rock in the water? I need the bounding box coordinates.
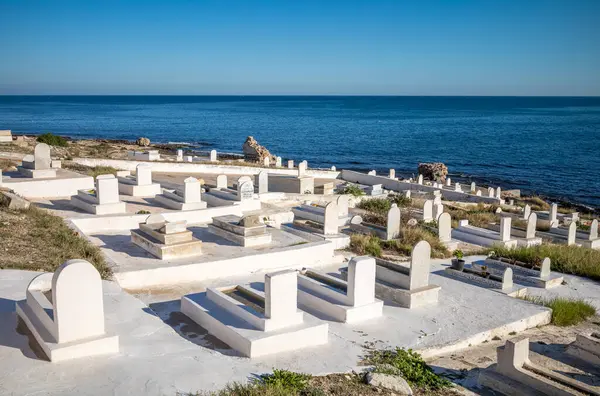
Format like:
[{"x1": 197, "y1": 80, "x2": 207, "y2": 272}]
[
  {"x1": 365, "y1": 372, "x2": 413, "y2": 395},
  {"x1": 136, "y1": 137, "x2": 151, "y2": 146},
  {"x1": 242, "y1": 136, "x2": 276, "y2": 163},
  {"x1": 418, "y1": 162, "x2": 448, "y2": 183}
]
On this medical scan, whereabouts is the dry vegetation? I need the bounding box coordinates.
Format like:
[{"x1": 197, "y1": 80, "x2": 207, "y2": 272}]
[
  {"x1": 62, "y1": 162, "x2": 120, "y2": 178},
  {"x1": 0, "y1": 198, "x2": 111, "y2": 279}
]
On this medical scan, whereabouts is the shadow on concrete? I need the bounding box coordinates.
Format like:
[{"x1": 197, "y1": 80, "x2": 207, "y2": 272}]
[
  {"x1": 529, "y1": 341, "x2": 600, "y2": 385},
  {"x1": 94, "y1": 234, "x2": 153, "y2": 258},
  {"x1": 35, "y1": 199, "x2": 87, "y2": 213},
  {"x1": 0, "y1": 298, "x2": 47, "y2": 361},
  {"x1": 145, "y1": 297, "x2": 241, "y2": 357}
]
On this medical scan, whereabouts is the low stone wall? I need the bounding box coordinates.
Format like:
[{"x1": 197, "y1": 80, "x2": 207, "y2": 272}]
[{"x1": 73, "y1": 157, "x2": 340, "y2": 179}]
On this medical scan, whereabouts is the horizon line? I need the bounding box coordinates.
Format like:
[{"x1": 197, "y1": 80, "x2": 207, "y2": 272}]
[{"x1": 1, "y1": 94, "x2": 600, "y2": 98}]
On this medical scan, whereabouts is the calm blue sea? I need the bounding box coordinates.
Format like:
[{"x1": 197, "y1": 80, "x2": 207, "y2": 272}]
[{"x1": 1, "y1": 96, "x2": 599, "y2": 208}]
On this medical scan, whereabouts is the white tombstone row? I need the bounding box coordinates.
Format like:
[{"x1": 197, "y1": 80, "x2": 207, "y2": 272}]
[
  {"x1": 177, "y1": 149, "x2": 183, "y2": 161},
  {"x1": 387, "y1": 204, "x2": 401, "y2": 240},
  {"x1": 256, "y1": 171, "x2": 269, "y2": 194},
  {"x1": 184, "y1": 177, "x2": 202, "y2": 203},
  {"x1": 417, "y1": 174, "x2": 423, "y2": 185},
  {"x1": 264, "y1": 269, "x2": 297, "y2": 320},
  {"x1": 470, "y1": 182, "x2": 476, "y2": 193},
  {"x1": 590, "y1": 219, "x2": 599, "y2": 241},
  {"x1": 298, "y1": 161, "x2": 307, "y2": 177},
  {"x1": 446, "y1": 177, "x2": 451, "y2": 187},
  {"x1": 288, "y1": 160, "x2": 294, "y2": 169},
  {"x1": 526, "y1": 212, "x2": 537, "y2": 239},
  {"x1": 500, "y1": 216, "x2": 512, "y2": 242},
  {"x1": 34, "y1": 143, "x2": 52, "y2": 170},
  {"x1": 237, "y1": 180, "x2": 254, "y2": 202},
  {"x1": 523, "y1": 204, "x2": 531, "y2": 220},
  {"x1": 336, "y1": 195, "x2": 349, "y2": 218},
  {"x1": 136, "y1": 163, "x2": 152, "y2": 186},
  {"x1": 263, "y1": 157, "x2": 270, "y2": 167},
  {"x1": 347, "y1": 256, "x2": 376, "y2": 307},
  {"x1": 422, "y1": 199, "x2": 433, "y2": 223},
  {"x1": 549, "y1": 203, "x2": 558, "y2": 227},
  {"x1": 410, "y1": 241, "x2": 432, "y2": 290},
  {"x1": 96, "y1": 175, "x2": 120, "y2": 205},
  {"x1": 389, "y1": 169, "x2": 395, "y2": 179},
  {"x1": 276, "y1": 156, "x2": 282, "y2": 167},
  {"x1": 488, "y1": 187, "x2": 494, "y2": 197},
  {"x1": 323, "y1": 201, "x2": 339, "y2": 235},
  {"x1": 567, "y1": 221, "x2": 577, "y2": 246},
  {"x1": 437, "y1": 212, "x2": 452, "y2": 243},
  {"x1": 216, "y1": 174, "x2": 227, "y2": 189},
  {"x1": 210, "y1": 150, "x2": 217, "y2": 162}
]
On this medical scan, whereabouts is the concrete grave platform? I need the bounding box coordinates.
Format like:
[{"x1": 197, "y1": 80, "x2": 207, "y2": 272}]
[
  {"x1": 208, "y1": 214, "x2": 272, "y2": 247},
  {"x1": 1, "y1": 169, "x2": 94, "y2": 199}
]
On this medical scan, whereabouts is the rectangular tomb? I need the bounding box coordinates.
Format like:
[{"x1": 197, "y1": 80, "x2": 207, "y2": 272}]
[
  {"x1": 131, "y1": 214, "x2": 202, "y2": 260},
  {"x1": 208, "y1": 214, "x2": 272, "y2": 247},
  {"x1": 181, "y1": 270, "x2": 328, "y2": 358}
]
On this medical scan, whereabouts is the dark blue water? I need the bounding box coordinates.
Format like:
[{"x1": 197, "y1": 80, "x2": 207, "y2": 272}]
[{"x1": 1, "y1": 96, "x2": 599, "y2": 208}]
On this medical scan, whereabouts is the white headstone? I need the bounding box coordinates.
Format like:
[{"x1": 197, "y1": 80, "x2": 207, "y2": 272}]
[
  {"x1": 298, "y1": 161, "x2": 307, "y2": 177},
  {"x1": 500, "y1": 216, "x2": 512, "y2": 242},
  {"x1": 567, "y1": 221, "x2": 577, "y2": 245},
  {"x1": 540, "y1": 258, "x2": 551, "y2": 279},
  {"x1": 96, "y1": 174, "x2": 120, "y2": 205},
  {"x1": 34, "y1": 143, "x2": 52, "y2": 170},
  {"x1": 347, "y1": 256, "x2": 376, "y2": 307},
  {"x1": 488, "y1": 187, "x2": 494, "y2": 197},
  {"x1": 210, "y1": 149, "x2": 217, "y2": 162},
  {"x1": 433, "y1": 196, "x2": 442, "y2": 205},
  {"x1": 433, "y1": 203, "x2": 444, "y2": 220},
  {"x1": 405, "y1": 190, "x2": 411, "y2": 199},
  {"x1": 216, "y1": 174, "x2": 227, "y2": 189},
  {"x1": 185, "y1": 156, "x2": 193, "y2": 162},
  {"x1": 509, "y1": 199, "x2": 514, "y2": 206},
  {"x1": 422, "y1": 200, "x2": 433, "y2": 222},
  {"x1": 476, "y1": 190, "x2": 482, "y2": 196},
  {"x1": 470, "y1": 182, "x2": 476, "y2": 193},
  {"x1": 526, "y1": 212, "x2": 537, "y2": 239},
  {"x1": 454, "y1": 182, "x2": 461, "y2": 192},
  {"x1": 389, "y1": 169, "x2": 395, "y2": 179},
  {"x1": 177, "y1": 149, "x2": 183, "y2": 161},
  {"x1": 264, "y1": 269, "x2": 297, "y2": 320},
  {"x1": 237, "y1": 175, "x2": 252, "y2": 185},
  {"x1": 331, "y1": 166, "x2": 336, "y2": 171},
  {"x1": 287, "y1": 160, "x2": 294, "y2": 169},
  {"x1": 409, "y1": 240, "x2": 431, "y2": 290},
  {"x1": 350, "y1": 215, "x2": 363, "y2": 225},
  {"x1": 417, "y1": 174, "x2": 423, "y2": 185},
  {"x1": 263, "y1": 157, "x2": 270, "y2": 167},
  {"x1": 183, "y1": 177, "x2": 202, "y2": 203},
  {"x1": 590, "y1": 219, "x2": 599, "y2": 241},
  {"x1": 146, "y1": 213, "x2": 167, "y2": 224},
  {"x1": 496, "y1": 187, "x2": 502, "y2": 199},
  {"x1": 52, "y1": 259, "x2": 105, "y2": 343},
  {"x1": 438, "y1": 213, "x2": 451, "y2": 243},
  {"x1": 237, "y1": 181, "x2": 254, "y2": 201},
  {"x1": 550, "y1": 204, "x2": 558, "y2": 227},
  {"x1": 275, "y1": 156, "x2": 282, "y2": 167},
  {"x1": 386, "y1": 204, "x2": 401, "y2": 239},
  {"x1": 336, "y1": 195, "x2": 349, "y2": 217},
  {"x1": 446, "y1": 177, "x2": 451, "y2": 187},
  {"x1": 501, "y1": 268, "x2": 513, "y2": 291},
  {"x1": 136, "y1": 163, "x2": 152, "y2": 186},
  {"x1": 368, "y1": 170, "x2": 376, "y2": 176},
  {"x1": 523, "y1": 204, "x2": 531, "y2": 220},
  {"x1": 256, "y1": 171, "x2": 268, "y2": 194},
  {"x1": 323, "y1": 201, "x2": 338, "y2": 235}
]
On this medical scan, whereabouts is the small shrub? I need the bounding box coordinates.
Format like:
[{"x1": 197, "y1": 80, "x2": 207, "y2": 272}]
[
  {"x1": 520, "y1": 296, "x2": 596, "y2": 326},
  {"x1": 257, "y1": 369, "x2": 310, "y2": 392},
  {"x1": 366, "y1": 348, "x2": 452, "y2": 390},
  {"x1": 389, "y1": 194, "x2": 412, "y2": 208},
  {"x1": 136, "y1": 210, "x2": 151, "y2": 214},
  {"x1": 357, "y1": 198, "x2": 390, "y2": 215},
  {"x1": 350, "y1": 234, "x2": 382, "y2": 257},
  {"x1": 36, "y1": 132, "x2": 68, "y2": 147},
  {"x1": 342, "y1": 184, "x2": 365, "y2": 197},
  {"x1": 453, "y1": 249, "x2": 463, "y2": 259}
]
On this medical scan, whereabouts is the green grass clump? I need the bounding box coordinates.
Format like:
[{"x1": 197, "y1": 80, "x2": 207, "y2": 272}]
[
  {"x1": 382, "y1": 227, "x2": 450, "y2": 258},
  {"x1": 258, "y1": 369, "x2": 310, "y2": 392},
  {"x1": 36, "y1": 132, "x2": 68, "y2": 147},
  {"x1": 350, "y1": 234, "x2": 382, "y2": 257},
  {"x1": 489, "y1": 245, "x2": 600, "y2": 281},
  {"x1": 357, "y1": 198, "x2": 390, "y2": 215},
  {"x1": 63, "y1": 162, "x2": 120, "y2": 178},
  {"x1": 189, "y1": 370, "x2": 311, "y2": 396},
  {"x1": 520, "y1": 296, "x2": 596, "y2": 326},
  {"x1": 366, "y1": 348, "x2": 452, "y2": 390},
  {"x1": 341, "y1": 183, "x2": 365, "y2": 197}
]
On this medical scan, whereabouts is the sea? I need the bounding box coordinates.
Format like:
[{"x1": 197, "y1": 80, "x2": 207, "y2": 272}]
[{"x1": 1, "y1": 95, "x2": 599, "y2": 208}]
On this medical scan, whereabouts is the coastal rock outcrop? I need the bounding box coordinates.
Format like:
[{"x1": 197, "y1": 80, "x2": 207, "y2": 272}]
[
  {"x1": 136, "y1": 137, "x2": 151, "y2": 147},
  {"x1": 242, "y1": 136, "x2": 276, "y2": 163},
  {"x1": 418, "y1": 162, "x2": 448, "y2": 183}
]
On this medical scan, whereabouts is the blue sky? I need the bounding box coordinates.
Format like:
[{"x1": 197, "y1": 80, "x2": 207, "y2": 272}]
[{"x1": 0, "y1": 0, "x2": 599, "y2": 95}]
